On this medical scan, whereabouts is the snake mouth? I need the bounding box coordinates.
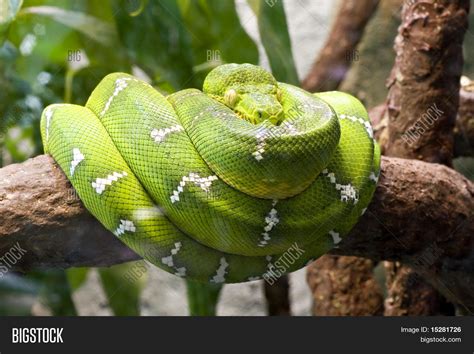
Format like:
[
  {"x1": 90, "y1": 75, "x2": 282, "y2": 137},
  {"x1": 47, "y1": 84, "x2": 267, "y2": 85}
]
[
  {"x1": 233, "y1": 109, "x2": 284, "y2": 126},
  {"x1": 206, "y1": 94, "x2": 283, "y2": 125},
  {"x1": 232, "y1": 97, "x2": 285, "y2": 126},
  {"x1": 234, "y1": 110, "x2": 246, "y2": 121}
]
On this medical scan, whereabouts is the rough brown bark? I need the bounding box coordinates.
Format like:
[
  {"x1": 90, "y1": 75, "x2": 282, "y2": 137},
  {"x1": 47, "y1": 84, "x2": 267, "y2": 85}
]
[
  {"x1": 307, "y1": 256, "x2": 383, "y2": 316},
  {"x1": 307, "y1": 256, "x2": 382, "y2": 316},
  {"x1": 382, "y1": 0, "x2": 470, "y2": 316},
  {"x1": 333, "y1": 156, "x2": 473, "y2": 314},
  {"x1": 384, "y1": 0, "x2": 470, "y2": 164},
  {"x1": 302, "y1": 0, "x2": 380, "y2": 92},
  {"x1": 0, "y1": 155, "x2": 140, "y2": 269},
  {"x1": 0, "y1": 154, "x2": 473, "y2": 312},
  {"x1": 370, "y1": 80, "x2": 474, "y2": 158},
  {"x1": 372, "y1": 107, "x2": 451, "y2": 315},
  {"x1": 384, "y1": 262, "x2": 455, "y2": 316}
]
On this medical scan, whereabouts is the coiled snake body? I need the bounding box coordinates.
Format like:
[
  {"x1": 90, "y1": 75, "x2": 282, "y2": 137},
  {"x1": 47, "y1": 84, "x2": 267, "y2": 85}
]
[{"x1": 41, "y1": 64, "x2": 380, "y2": 283}]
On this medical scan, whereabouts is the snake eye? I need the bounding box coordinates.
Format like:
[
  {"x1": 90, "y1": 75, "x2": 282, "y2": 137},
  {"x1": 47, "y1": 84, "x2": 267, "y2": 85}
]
[{"x1": 224, "y1": 89, "x2": 238, "y2": 107}]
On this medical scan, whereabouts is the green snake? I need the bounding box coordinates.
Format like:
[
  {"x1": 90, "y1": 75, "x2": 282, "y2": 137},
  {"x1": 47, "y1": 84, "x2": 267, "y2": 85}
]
[{"x1": 40, "y1": 64, "x2": 380, "y2": 283}]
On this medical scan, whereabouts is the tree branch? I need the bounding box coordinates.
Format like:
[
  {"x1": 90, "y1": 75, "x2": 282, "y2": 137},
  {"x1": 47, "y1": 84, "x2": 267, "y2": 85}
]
[
  {"x1": 332, "y1": 156, "x2": 473, "y2": 313},
  {"x1": 0, "y1": 154, "x2": 473, "y2": 311},
  {"x1": 383, "y1": 261, "x2": 454, "y2": 315},
  {"x1": 0, "y1": 155, "x2": 140, "y2": 269},
  {"x1": 384, "y1": 0, "x2": 470, "y2": 165},
  {"x1": 370, "y1": 79, "x2": 474, "y2": 159},
  {"x1": 307, "y1": 256, "x2": 383, "y2": 316},
  {"x1": 380, "y1": 0, "x2": 471, "y2": 315},
  {"x1": 302, "y1": 0, "x2": 380, "y2": 92}
]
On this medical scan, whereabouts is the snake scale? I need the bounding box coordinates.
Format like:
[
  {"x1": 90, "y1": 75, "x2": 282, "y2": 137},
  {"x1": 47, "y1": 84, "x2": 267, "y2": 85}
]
[{"x1": 40, "y1": 64, "x2": 380, "y2": 283}]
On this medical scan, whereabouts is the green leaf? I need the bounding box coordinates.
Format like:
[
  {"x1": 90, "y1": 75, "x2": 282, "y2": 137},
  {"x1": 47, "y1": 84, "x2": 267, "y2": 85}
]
[
  {"x1": 453, "y1": 157, "x2": 474, "y2": 181},
  {"x1": 1, "y1": 1, "x2": 130, "y2": 153},
  {"x1": 178, "y1": 0, "x2": 259, "y2": 85},
  {"x1": 113, "y1": 0, "x2": 195, "y2": 91},
  {"x1": 0, "y1": 273, "x2": 39, "y2": 315},
  {"x1": 248, "y1": 0, "x2": 299, "y2": 85},
  {"x1": 67, "y1": 268, "x2": 90, "y2": 292},
  {"x1": 186, "y1": 279, "x2": 223, "y2": 316},
  {"x1": 29, "y1": 269, "x2": 77, "y2": 316},
  {"x1": 98, "y1": 261, "x2": 148, "y2": 316},
  {"x1": 19, "y1": 6, "x2": 115, "y2": 45},
  {"x1": 0, "y1": 270, "x2": 77, "y2": 316},
  {"x1": 0, "y1": 0, "x2": 23, "y2": 43}
]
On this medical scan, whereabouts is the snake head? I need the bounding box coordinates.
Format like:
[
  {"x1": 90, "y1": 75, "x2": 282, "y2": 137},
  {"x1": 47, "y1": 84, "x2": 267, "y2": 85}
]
[
  {"x1": 204, "y1": 63, "x2": 284, "y2": 125},
  {"x1": 232, "y1": 92, "x2": 284, "y2": 125}
]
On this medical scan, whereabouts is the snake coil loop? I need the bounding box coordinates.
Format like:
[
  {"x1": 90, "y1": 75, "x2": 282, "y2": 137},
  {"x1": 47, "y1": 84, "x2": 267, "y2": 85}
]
[{"x1": 40, "y1": 64, "x2": 380, "y2": 283}]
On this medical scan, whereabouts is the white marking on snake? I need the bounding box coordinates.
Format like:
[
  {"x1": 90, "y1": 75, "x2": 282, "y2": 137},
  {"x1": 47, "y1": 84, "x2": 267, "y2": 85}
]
[
  {"x1": 161, "y1": 242, "x2": 186, "y2": 277},
  {"x1": 299, "y1": 103, "x2": 323, "y2": 111},
  {"x1": 253, "y1": 128, "x2": 267, "y2": 161},
  {"x1": 190, "y1": 107, "x2": 233, "y2": 128},
  {"x1": 191, "y1": 110, "x2": 206, "y2": 127},
  {"x1": 151, "y1": 124, "x2": 184, "y2": 143},
  {"x1": 258, "y1": 199, "x2": 279, "y2": 247},
  {"x1": 100, "y1": 77, "x2": 135, "y2": 117},
  {"x1": 114, "y1": 219, "x2": 136, "y2": 236},
  {"x1": 133, "y1": 205, "x2": 164, "y2": 220},
  {"x1": 70, "y1": 148, "x2": 84, "y2": 176},
  {"x1": 44, "y1": 107, "x2": 53, "y2": 141},
  {"x1": 321, "y1": 169, "x2": 359, "y2": 204},
  {"x1": 369, "y1": 171, "x2": 379, "y2": 183},
  {"x1": 329, "y1": 230, "x2": 342, "y2": 245},
  {"x1": 263, "y1": 255, "x2": 275, "y2": 278},
  {"x1": 170, "y1": 173, "x2": 218, "y2": 203},
  {"x1": 210, "y1": 257, "x2": 229, "y2": 283},
  {"x1": 265, "y1": 255, "x2": 273, "y2": 270},
  {"x1": 174, "y1": 267, "x2": 186, "y2": 277},
  {"x1": 92, "y1": 171, "x2": 128, "y2": 194},
  {"x1": 339, "y1": 114, "x2": 374, "y2": 139},
  {"x1": 171, "y1": 90, "x2": 201, "y2": 106}
]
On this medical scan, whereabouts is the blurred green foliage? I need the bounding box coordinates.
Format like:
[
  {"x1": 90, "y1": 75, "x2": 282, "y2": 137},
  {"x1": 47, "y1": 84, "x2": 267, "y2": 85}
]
[
  {"x1": 463, "y1": 0, "x2": 474, "y2": 79},
  {"x1": 248, "y1": 0, "x2": 298, "y2": 85},
  {"x1": 453, "y1": 157, "x2": 474, "y2": 181},
  {"x1": 98, "y1": 261, "x2": 148, "y2": 316},
  {"x1": 0, "y1": 0, "x2": 297, "y2": 316},
  {"x1": 186, "y1": 279, "x2": 222, "y2": 316}
]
